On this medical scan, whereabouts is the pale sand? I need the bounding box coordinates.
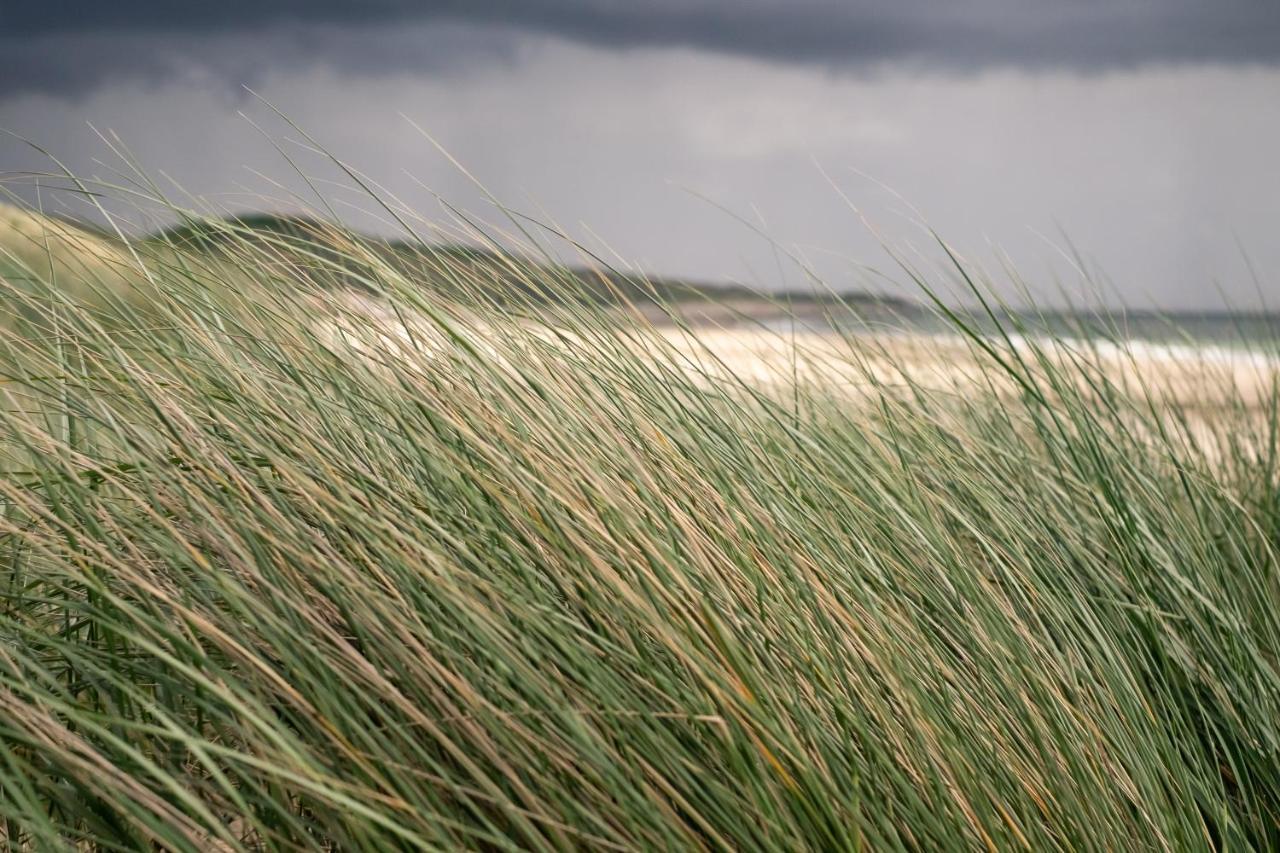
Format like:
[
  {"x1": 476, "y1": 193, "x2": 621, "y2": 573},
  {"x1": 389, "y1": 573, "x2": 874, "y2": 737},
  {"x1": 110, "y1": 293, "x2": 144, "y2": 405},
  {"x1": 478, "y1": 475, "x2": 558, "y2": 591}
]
[
  {"x1": 321, "y1": 293, "x2": 1278, "y2": 414},
  {"x1": 658, "y1": 326, "x2": 1278, "y2": 409}
]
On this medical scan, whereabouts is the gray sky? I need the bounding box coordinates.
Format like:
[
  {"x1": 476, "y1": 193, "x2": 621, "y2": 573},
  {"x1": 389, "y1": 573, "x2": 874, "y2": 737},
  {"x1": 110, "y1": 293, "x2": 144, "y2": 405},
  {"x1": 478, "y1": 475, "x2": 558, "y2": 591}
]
[{"x1": 2, "y1": 2, "x2": 1279, "y2": 309}]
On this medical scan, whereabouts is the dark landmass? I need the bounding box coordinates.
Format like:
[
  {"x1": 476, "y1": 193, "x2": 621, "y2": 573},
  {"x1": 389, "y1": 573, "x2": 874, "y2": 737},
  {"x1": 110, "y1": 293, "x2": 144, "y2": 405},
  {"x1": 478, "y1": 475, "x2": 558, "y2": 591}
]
[
  {"x1": 5, "y1": 204, "x2": 1276, "y2": 337},
  {"x1": 149, "y1": 212, "x2": 917, "y2": 323}
]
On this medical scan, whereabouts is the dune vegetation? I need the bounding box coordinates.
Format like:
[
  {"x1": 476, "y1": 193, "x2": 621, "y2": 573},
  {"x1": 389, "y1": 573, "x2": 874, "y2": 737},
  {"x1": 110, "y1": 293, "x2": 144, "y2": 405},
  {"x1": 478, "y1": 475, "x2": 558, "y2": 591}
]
[{"x1": 1, "y1": 178, "x2": 1280, "y2": 851}]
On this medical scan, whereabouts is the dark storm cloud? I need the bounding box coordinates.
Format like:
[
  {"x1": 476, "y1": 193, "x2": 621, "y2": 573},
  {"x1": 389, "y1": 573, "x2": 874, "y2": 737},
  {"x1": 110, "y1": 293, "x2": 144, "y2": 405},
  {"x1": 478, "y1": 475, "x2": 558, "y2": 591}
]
[
  {"x1": 0, "y1": 22, "x2": 526, "y2": 100},
  {"x1": 3, "y1": 0, "x2": 1279, "y2": 97}
]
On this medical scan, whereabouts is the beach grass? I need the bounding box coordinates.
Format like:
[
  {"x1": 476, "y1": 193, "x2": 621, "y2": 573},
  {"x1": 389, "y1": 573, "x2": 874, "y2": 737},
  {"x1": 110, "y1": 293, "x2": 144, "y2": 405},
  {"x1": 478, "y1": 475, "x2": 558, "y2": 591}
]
[{"x1": 1, "y1": 182, "x2": 1279, "y2": 851}]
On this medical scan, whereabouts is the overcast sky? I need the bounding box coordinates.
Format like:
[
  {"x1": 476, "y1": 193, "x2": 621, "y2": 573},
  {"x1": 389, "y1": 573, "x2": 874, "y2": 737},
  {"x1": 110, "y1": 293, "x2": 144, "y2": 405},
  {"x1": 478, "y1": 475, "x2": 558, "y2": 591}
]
[{"x1": 2, "y1": 1, "x2": 1279, "y2": 309}]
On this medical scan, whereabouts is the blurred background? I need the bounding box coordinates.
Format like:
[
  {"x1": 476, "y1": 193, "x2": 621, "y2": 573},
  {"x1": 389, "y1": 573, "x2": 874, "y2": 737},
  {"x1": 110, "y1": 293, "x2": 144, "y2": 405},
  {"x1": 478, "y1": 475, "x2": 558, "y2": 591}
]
[{"x1": 2, "y1": 1, "x2": 1278, "y2": 310}]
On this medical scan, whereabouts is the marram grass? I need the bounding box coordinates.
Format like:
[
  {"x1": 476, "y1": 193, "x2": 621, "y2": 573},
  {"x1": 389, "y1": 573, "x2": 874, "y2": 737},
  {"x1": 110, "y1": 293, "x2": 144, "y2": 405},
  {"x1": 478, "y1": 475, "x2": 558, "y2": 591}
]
[{"x1": 1, "y1": 188, "x2": 1280, "y2": 851}]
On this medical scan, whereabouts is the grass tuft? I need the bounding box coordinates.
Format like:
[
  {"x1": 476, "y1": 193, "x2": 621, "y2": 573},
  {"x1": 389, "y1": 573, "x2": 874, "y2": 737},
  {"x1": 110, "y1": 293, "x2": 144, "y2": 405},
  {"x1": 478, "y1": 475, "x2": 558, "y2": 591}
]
[{"x1": 1, "y1": 178, "x2": 1279, "y2": 850}]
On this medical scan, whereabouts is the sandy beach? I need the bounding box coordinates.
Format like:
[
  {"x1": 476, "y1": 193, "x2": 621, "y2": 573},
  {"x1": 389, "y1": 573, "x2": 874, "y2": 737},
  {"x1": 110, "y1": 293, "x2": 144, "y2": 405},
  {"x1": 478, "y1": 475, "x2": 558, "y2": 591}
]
[{"x1": 322, "y1": 292, "x2": 1279, "y2": 415}]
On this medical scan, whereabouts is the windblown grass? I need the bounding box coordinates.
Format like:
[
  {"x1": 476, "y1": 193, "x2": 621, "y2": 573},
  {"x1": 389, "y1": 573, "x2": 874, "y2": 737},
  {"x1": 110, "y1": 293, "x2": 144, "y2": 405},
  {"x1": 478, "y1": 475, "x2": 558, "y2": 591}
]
[{"x1": 1, "y1": 183, "x2": 1279, "y2": 851}]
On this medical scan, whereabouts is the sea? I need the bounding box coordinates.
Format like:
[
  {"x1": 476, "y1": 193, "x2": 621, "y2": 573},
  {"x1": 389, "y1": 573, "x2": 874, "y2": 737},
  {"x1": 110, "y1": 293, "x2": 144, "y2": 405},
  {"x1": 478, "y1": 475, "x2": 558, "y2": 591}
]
[{"x1": 771, "y1": 308, "x2": 1280, "y2": 367}]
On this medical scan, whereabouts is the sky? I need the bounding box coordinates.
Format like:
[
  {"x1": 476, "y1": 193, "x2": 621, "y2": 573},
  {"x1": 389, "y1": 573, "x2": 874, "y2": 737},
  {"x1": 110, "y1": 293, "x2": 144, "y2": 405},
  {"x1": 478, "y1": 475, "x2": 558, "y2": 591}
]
[{"x1": 2, "y1": 2, "x2": 1279, "y2": 309}]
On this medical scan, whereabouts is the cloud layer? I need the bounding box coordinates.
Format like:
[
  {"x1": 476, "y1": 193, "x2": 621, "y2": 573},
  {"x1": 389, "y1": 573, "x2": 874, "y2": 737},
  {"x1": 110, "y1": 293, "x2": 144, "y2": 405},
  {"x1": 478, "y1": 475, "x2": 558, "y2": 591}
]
[
  {"x1": 4, "y1": 1, "x2": 1279, "y2": 97},
  {"x1": 4, "y1": 43, "x2": 1278, "y2": 310},
  {"x1": 4, "y1": 4, "x2": 1278, "y2": 310}
]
